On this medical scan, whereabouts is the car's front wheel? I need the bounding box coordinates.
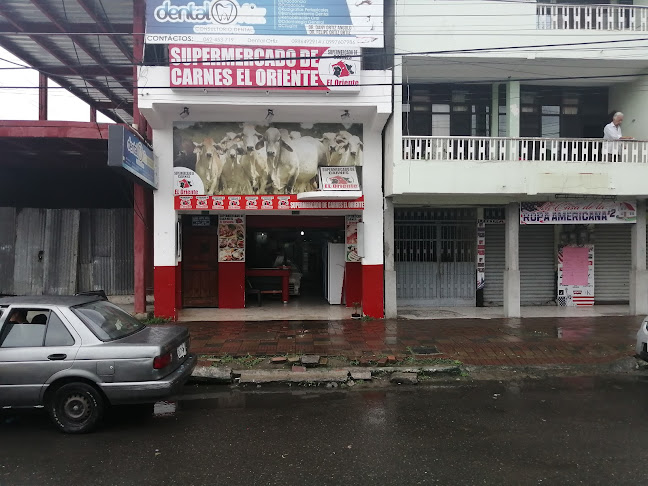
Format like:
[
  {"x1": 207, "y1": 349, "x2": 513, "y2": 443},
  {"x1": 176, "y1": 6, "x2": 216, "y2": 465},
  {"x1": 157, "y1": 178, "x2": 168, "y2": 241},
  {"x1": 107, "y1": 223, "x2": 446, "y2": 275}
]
[{"x1": 48, "y1": 382, "x2": 104, "y2": 434}]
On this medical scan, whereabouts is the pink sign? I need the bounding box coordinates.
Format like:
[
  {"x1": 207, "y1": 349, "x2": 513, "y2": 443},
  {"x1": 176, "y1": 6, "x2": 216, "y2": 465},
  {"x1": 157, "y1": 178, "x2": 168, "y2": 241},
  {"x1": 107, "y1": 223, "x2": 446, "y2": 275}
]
[{"x1": 561, "y1": 246, "x2": 590, "y2": 286}]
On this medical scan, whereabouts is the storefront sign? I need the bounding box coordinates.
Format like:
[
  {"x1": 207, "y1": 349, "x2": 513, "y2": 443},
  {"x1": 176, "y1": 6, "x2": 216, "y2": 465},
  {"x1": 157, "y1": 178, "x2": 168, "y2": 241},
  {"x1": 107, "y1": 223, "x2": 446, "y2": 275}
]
[
  {"x1": 192, "y1": 215, "x2": 211, "y2": 226},
  {"x1": 345, "y1": 215, "x2": 361, "y2": 262},
  {"x1": 175, "y1": 194, "x2": 364, "y2": 210},
  {"x1": 558, "y1": 245, "x2": 594, "y2": 306},
  {"x1": 218, "y1": 214, "x2": 245, "y2": 262},
  {"x1": 520, "y1": 201, "x2": 636, "y2": 225},
  {"x1": 170, "y1": 45, "x2": 360, "y2": 91},
  {"x1": 173, "y1": 121, "x2": 364, "y2": 196},
  {"x1": 319, "y1": 167, "x2": 360, "y2": 191},
  {"x1": 476, "y1": 220, "x2": 485, "y2": 290},
  {"x1": 108, "y1": 125, "x2": 158, "y2": 189},
  {"x1": 145, "y1": 0, "x2": 384, "y2": 48}
]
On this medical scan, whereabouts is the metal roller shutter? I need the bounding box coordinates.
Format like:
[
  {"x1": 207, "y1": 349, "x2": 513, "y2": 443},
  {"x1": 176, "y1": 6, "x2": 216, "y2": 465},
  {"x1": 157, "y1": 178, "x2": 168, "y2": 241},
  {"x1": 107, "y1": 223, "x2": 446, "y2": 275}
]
[
  {"x1": 484, "y1": 224, "x2": 555, "y2": 305},
  {"x1": 484, "y1": 224, "x2": 505, "y2": 305},
  {"x1": 595, "y1": 225, "x2": 631, "y2": 303},
  {"x1": 520, "y1": 225, "x2": 555, "y2": 305}
]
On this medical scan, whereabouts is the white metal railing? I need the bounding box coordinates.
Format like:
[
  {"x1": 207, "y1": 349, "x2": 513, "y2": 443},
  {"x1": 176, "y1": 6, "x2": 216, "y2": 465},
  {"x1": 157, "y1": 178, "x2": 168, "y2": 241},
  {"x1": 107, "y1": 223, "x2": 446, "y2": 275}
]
[
  {"x1": 402, "y1": 136, "x2": 648, "y2": 163},
  {"x1": 537, "y1": 4, "x2": 648, "y2": 31}
]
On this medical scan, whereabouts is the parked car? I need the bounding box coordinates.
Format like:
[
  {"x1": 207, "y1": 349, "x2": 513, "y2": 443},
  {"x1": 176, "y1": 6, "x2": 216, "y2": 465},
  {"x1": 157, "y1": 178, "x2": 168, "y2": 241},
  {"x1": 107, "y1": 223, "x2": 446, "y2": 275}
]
[
  {"x1": 636, "y1": 316, "x2": 648, "y2": 360},
  {"x1": 0, "y1": 295, "x2": 196, "y2": 434}
]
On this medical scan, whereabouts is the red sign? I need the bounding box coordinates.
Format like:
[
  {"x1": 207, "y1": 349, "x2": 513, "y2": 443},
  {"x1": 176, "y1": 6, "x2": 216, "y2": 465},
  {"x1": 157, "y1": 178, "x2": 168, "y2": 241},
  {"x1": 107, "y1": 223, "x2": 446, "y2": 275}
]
[
  {"x1": 169, "y1": 45, "x2": 361, "y2": 91},
  {"x1": 175, "y1": 195, "x2": 364, "y2": 211}
]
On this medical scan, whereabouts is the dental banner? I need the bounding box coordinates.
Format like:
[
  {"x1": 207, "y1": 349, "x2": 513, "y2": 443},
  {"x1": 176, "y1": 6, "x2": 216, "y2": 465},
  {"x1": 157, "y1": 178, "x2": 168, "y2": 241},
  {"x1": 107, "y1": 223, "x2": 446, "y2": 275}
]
[
  {"x1": 169, "y1": 44, "x2": 361, "y2": 91},
  {"x1": 145, "y1": 0, "x2": 384, "y2": 48},
  {"x1": 520, "y1": 201, "x2": 637, "y2": 225}
]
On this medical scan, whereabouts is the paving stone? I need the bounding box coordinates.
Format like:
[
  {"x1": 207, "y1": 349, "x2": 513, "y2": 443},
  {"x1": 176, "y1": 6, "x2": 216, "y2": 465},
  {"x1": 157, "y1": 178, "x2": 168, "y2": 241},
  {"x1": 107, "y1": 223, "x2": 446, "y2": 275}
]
[
  {"x1": 390, "y1": 372, "x2": 418, "y2": 385},
  {"x1": 387, "y1": 355, "x2": 397, "y2": 364},
  {"x1": 377, "y1": 358, "x2": 388, "y2": 367},
  {"x1": 319, "y1": 357, "x2": 329, "y2": 366},
  {"x1": 292, "y1": 365, "x2": 306, "y2": 372},
  {"x1": 191, "y1": 366, "x2": 233, "y2": 383},
  {"x1": 359, "y1": 358, "x2": 372, "y2": 367},
  {"x1": 287, "y1": 356, "x2": 300, "y2": 363},
  {"x1": 301, "y1": 355, "x2": 320, "y2": 367},
  {"x1": 238, "y1": 369, "x2": 349, "y2": 384},
  {"x1": 350, "y1": 371, "x2": 372, "y2": 381},
  {"x1": 271, "y1": 357, "x2": 287, "y2": 364}
]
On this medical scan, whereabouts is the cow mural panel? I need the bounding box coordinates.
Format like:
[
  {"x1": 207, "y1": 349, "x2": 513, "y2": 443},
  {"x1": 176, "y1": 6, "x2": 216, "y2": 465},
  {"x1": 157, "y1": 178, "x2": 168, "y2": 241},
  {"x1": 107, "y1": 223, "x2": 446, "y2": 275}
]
[{"x1": 173, "y1": 122, "x2": 363, "y2": 196}]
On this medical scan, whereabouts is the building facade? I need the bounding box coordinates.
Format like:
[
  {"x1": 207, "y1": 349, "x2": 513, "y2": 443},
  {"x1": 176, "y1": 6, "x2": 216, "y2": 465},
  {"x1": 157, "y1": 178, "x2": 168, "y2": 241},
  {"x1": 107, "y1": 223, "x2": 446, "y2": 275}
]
[{"x1": 384, "y1": 0, "x2": 648, "y2": 317}]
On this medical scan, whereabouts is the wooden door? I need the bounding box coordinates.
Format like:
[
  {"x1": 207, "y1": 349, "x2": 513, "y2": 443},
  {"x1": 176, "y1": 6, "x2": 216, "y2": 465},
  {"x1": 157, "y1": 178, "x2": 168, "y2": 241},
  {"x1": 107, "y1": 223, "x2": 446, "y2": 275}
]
[{"x1": 183, "y1": 228, "x2": 219, "y2": 307}]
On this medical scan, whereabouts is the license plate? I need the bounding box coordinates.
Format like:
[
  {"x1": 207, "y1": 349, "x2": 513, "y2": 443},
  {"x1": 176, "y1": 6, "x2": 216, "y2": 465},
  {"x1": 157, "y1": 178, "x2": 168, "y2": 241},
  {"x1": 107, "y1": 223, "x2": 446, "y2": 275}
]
[{"x1": 177, "y1": 342, "x2": 187, "y2": 359}]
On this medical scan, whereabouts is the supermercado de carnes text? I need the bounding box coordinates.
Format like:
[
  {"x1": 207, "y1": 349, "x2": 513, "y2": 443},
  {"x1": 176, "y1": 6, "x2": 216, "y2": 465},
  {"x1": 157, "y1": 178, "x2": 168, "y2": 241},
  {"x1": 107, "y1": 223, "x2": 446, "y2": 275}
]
[{"x1": 170, "y1": 46, "x2": 325, "y2": 67}]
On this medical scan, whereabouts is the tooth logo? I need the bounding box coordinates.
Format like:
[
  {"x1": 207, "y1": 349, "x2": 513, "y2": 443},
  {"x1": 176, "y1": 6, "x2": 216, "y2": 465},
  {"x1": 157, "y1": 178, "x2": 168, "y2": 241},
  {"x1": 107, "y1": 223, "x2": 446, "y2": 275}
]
[{"x1": 211, "y1": 0, "x2": 237, "y2": 24}]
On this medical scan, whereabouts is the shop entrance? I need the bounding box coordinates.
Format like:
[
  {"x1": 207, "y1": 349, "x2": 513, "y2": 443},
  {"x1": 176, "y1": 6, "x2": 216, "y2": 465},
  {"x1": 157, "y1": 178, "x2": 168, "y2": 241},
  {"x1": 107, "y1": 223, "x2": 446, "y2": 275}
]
[
  {"x1": 182, "y1": 216, "x2": 219, "y2": 307},
  {"x1": 246, "y1": 216, "x2": 346, "y2": 306}
]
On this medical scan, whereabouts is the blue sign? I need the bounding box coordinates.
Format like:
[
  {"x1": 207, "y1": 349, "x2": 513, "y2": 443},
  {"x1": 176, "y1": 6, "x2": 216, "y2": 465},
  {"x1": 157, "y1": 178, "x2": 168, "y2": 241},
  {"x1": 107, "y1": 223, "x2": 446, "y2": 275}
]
[
  {"x1": 108, "y1": 125, "x2": 158, "y2": 189},
  {"x1": 144, "y1": 0, "x2": 384, "y2": 48}
]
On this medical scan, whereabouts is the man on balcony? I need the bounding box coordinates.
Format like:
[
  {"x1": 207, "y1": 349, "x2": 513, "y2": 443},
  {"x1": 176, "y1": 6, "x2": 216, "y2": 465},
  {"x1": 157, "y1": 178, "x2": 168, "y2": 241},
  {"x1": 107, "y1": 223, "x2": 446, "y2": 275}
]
[{"x1": 604, "y1": 112, "x2": 632, "y2": 161}]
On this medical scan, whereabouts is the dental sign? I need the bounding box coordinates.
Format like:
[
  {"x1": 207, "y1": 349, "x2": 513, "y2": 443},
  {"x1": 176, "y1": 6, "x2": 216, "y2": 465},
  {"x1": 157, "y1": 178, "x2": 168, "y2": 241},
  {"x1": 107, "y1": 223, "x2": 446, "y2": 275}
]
[
  {"x1": 145, "y1": 0, "x2": 384, "y2": 48},
  {"x1": 169, "y1": 44, "x2": 361, "y2": 91}
]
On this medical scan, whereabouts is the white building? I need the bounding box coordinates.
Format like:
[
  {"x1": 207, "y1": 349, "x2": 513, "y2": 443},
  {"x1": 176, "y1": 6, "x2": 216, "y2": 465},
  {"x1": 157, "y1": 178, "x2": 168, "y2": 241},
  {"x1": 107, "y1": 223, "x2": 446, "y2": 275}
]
[{"x1": 384, "y1": 0, "x2": 648, "y2": 317}]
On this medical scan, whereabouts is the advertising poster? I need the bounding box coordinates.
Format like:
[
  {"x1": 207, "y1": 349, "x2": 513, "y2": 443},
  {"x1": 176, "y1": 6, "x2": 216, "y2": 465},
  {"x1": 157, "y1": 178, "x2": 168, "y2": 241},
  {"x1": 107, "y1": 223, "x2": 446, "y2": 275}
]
[
  {"x1": 476, "y1": 220, "x2": 485, "y2": 290},
  {"x1": 319, "y1": 167, "x2": 360, "y2": 191},
  {"x1": 218, "y1": 214, "x2": 245, "y2": 262},
  {"x1": 173, "y1": 122, "x2": 363, "y2": 196},
  {"x1": 145, "y1": 0, "x2": 384, "y2": 48},
  {"x1": 108, "y1": 125, "x2": 158, "y2": 189},
  {"x1": 345, "y1": 215, "x2": 361, "y2": 262},
  {"x1": 176, "y1": 194, "x2": 364, "y2": 210},
  {"x1": 169, "y1": 45, "x2": 360, "y2": 91},
  {"x1": 520, "y1": 201, "x2": 636, "y2": 225},
  {"x1": 557, "y1": 245, "x2": 594, "y2": 306}
]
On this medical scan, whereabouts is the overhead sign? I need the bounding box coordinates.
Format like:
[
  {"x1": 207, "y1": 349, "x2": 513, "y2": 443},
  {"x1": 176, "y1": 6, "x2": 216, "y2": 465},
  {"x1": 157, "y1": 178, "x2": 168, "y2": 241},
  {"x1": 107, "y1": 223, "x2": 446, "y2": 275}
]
[
  {"x1": 319, "y1": 167, "x2": 360, "y2": 191},
  {"x1": 520, "y1": 201, "x2": 636, "y2": 224},
  {"x1": 108, "y1": 125, "x2": 158, "y2": 189},
  {"x1": 175, "y1": 194, "x2": 364, "y2": 210},
  {"x1": 169, "y1": 45, "x2": 360, "y2": 91},
  {"x1": 145, "y1": 0, "x2": 384, "y2": 48}
]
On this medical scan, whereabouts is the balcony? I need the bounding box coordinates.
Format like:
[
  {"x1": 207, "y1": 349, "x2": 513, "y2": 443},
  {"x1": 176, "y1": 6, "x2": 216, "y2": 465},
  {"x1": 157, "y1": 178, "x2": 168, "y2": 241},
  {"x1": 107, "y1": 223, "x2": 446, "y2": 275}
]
[
  {"x1": 537, "y1": 4, "x2": 648, "y2": 31},
  {"x1": 392, "y1": 136, "x2": 648, "y2": 198}
]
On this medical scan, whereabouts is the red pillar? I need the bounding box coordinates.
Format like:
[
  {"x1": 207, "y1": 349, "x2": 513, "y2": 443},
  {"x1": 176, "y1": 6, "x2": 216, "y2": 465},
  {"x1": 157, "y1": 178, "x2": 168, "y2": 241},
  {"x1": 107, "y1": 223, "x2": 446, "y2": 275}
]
[
  {"x1": 134, "y1": 185, "x2": 147, "y2": 314},
  {"x1": 154, "y1": 266, "x2": 178, "y2": 320},
  {"x1": 38, "y1": 73, "x2": 47, "y2": 121},
  {"x1": 362, "y1": 265, "x2": 385, "y2": 319}
]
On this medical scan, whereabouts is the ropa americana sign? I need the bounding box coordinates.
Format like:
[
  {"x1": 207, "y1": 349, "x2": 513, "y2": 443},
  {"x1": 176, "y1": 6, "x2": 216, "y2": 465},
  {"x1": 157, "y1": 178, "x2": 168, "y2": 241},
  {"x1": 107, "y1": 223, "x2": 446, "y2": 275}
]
[{"x1": 169, "y1": 44, "x2": 360, "y2": 91}]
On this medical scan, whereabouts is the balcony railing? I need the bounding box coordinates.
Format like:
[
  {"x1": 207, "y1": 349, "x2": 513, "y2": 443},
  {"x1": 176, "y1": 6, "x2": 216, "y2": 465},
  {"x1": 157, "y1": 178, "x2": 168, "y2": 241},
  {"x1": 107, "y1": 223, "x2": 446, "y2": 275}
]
[
  {"x1": 402, "y1": 136, "x2": 648, "y2": 164},
  {"x1": 537, "y1": 4, "x2": 648, "y2": 31}
]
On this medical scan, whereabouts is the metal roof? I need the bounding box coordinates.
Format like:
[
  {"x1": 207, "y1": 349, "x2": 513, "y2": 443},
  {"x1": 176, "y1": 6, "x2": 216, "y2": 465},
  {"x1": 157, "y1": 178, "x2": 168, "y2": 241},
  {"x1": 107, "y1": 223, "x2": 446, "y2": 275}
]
[{"x1": 0, "y1": 0, "x2": 135, "y2": 124}]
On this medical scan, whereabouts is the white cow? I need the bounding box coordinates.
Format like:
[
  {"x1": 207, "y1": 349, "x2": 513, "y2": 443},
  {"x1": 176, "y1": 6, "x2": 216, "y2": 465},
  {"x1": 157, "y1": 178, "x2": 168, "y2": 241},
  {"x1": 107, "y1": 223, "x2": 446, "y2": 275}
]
[
  {"x1": 193, "y1": 137, "x2": 222, "y2": 193},
  {"x1": 339, "y1": 135, "x2": 363, "y2": 166},
  {"x1": 218, "y1": 138, "x2": 248, "y2": 194},
  {"x1": 237, "y1": 124, "x2": 267, "y2": 194}
]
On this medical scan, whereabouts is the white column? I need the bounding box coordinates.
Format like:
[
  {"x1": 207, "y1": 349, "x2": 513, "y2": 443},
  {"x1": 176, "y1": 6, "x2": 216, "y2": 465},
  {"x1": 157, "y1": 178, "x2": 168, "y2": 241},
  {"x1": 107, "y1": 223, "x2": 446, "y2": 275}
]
[
  {"x1": 630, "y1": 199, "x2": 648, "y2": 315},
  {"x1": 384, "y1": 197, "x2": 397, "y2": 318},
  {"x1": 153, "y1": 126, "x2": 178, "y2": 268},
  {"x1": 491, "y1": 83, "x2": 499, "y2": 137},
  {"x1": 504, "y1": 202, "x2": 521, "y2": 318},
  {"x1": 506, "y1": 81, "x2": 520, "y2": 138}
]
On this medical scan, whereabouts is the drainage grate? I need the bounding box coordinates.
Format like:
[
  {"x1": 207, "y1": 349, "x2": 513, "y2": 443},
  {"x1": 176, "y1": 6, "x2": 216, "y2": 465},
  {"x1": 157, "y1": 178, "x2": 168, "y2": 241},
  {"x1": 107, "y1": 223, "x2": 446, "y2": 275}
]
[{"x1": 409, "y1": 346, "x2": 440, "y2": 355}]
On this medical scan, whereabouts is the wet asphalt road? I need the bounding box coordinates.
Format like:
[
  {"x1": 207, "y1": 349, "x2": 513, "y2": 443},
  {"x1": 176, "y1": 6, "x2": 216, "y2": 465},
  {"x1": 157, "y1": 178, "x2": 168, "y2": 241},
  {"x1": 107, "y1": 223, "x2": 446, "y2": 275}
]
[{"x1": 2, "y1": 378, "x2": 648, "y2": 486}]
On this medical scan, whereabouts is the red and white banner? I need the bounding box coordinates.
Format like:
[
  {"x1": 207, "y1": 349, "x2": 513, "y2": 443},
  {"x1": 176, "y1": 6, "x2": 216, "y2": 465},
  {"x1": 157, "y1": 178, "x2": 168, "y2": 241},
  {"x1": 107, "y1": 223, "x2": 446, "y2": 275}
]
[
  {"x1": 169, "y1": 45, "x2": 360, "y2": 91},
  {"x1": 175, "y1": 194, "x2": 364, "y2": 211}
]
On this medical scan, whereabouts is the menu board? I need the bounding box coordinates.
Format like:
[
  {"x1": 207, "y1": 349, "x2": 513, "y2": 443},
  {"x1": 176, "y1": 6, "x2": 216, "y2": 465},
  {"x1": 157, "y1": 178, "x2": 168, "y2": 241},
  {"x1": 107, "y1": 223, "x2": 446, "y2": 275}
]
[
  {"x1": 345, "y1": 215, "x2": 361, "y2": 262},
  {"x1": 218, "y1": 214, "x2": 245, "y2": 262}
]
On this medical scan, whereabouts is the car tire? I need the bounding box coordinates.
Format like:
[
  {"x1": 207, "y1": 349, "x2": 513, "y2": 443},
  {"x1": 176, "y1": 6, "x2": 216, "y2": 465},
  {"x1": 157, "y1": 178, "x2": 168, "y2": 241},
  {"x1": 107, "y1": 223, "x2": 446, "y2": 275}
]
[{"x1": 48, "y1": 382, "x2": 104, "y2": 434}]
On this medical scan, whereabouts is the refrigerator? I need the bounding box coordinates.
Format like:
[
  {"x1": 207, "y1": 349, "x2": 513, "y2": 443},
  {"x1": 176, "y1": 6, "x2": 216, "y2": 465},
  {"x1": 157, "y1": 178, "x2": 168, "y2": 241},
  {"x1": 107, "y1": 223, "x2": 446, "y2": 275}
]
[{"x1": 323, "y1": 243, "x2": 345, "y2": 305}]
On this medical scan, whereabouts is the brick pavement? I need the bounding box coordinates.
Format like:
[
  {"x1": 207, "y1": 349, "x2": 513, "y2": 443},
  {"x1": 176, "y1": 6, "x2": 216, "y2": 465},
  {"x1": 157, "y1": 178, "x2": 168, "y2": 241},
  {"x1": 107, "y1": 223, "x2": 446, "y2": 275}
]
[{"x1": 178, "y1": 316, "x2": 644, "y2": 366}]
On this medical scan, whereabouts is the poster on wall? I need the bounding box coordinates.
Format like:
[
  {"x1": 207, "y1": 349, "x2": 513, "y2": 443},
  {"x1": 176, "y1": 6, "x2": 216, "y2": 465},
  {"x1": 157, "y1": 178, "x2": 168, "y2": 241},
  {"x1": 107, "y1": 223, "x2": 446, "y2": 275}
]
[
  {"x1": 169, "y1": 45, "x2": 361, "y2": 91},
  {"x1": 520, "y1": 201, "x2": 636, "y2": 225},
  {"x1": 319, "y1": 167, "x2": 360, "y2": 191},
  {"x1": 176, "y1": 194, "x2": 364, "y2": 210},
  {"x1": 557, "y1": 245, "x2": 594, "y2": 307},
  {"x1": 173, "y1": 122, "x2": 363, "y2": 196},
  {"x1": 145, "y1": 0, "x2": 384, "y2": 48},
  {"x1": 218, "y1": 214, "x2": 245, "y2": 262},
  {"x1": 476, "y1": 220, "x2": 485, "y2": 290},
  {"x1": 345, "y1": 215, "x2": 361, "y2": 262}
]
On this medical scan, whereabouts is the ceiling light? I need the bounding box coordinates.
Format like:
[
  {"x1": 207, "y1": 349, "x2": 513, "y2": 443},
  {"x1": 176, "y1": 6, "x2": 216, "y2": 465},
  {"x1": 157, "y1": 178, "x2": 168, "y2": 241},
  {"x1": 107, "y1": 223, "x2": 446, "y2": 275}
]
[
  {"x1": 180, "y1": 106, "x2": 190, "y2": 119},
  {"x1": 300, "y1": 231, "x2": 305, "y2": 236},
  {"x1": 341, "y1": 110, "x2": 351, "y2": 120},
  {"x1": 266, "y1": 109, "x2": 274, "y2": 122}
]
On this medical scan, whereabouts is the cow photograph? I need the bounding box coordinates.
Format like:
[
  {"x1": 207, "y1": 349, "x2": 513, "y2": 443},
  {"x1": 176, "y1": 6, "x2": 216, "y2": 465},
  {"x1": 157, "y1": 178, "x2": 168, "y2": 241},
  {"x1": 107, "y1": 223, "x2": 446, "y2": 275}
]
[{"x1": 173, "y1": 122, "x2": 363, "y2": 195}]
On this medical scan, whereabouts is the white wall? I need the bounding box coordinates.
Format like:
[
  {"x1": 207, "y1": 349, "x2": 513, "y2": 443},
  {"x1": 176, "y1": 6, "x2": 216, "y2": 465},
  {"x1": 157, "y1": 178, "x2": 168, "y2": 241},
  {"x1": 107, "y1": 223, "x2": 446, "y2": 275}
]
[
  {"x1": 610, "y1": 75, "x2": 648, "y2": 138},
  {"x1": 394, "y1": 159, "x2": 648, "y2": 197},
  {"x1": 152, "y1": 126, "x2": 179, "y2": 267},
  {"x1": 362, "y1": 128, "x2": 384, "y2": 267},
  {"x1": 395, "y1": 0, "x2": 648, "y2": 61}
]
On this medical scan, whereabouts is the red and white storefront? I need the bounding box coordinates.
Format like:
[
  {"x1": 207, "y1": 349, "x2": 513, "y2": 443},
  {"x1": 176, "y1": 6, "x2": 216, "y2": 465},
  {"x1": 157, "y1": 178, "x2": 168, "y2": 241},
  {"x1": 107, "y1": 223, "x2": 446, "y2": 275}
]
[{"x1": 137, "y1": 58, "x2": 391, "y2": 319}]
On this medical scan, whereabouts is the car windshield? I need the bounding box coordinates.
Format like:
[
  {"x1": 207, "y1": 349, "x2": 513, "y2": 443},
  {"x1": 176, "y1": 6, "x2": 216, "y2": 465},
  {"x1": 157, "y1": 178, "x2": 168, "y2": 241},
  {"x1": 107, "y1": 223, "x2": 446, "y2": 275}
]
[{"x1": 72, "y1": 301, "x2": 145, "y2": 341}]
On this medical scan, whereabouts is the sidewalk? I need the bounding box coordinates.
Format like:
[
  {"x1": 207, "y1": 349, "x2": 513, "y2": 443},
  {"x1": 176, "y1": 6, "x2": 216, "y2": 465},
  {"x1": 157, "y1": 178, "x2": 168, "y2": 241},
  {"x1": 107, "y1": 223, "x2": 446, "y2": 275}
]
[{"x1": 183, "y1": 315, "x2": 643, "y2": 366}]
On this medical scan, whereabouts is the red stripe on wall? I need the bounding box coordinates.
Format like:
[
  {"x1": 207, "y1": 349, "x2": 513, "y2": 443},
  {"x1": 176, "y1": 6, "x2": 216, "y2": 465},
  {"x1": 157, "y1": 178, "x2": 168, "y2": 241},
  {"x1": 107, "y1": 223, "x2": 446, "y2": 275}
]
[
  {"x1": 362, "y1": 264, "x2": 384, "y2": 319},
  {"x1": 154, "y1": 265, "x2": 177, "y2": 320},
  {"x1": 345, "y1": 262, "x2": 362, "y2": 308},
  {"x1": 219, "y1": 261, "x2": 246, "y2": 308}
]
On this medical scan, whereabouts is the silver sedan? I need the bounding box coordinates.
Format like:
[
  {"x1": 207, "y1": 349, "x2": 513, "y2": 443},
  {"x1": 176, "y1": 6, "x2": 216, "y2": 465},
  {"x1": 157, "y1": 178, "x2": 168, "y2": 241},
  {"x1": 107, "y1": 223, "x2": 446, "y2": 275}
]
[{"x1": 0, "y1": 295, "x2": 196, "y2": 433}]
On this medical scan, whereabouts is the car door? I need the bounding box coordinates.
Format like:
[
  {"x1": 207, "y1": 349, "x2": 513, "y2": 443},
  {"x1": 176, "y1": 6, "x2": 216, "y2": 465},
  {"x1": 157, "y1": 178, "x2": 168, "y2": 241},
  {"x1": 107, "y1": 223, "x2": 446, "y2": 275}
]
[{"x1": 0, "y1": 307, "x2": 80, "y2": 407}]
